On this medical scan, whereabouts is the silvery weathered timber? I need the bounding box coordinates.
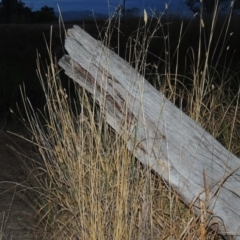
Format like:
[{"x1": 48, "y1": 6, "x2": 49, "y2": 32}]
[{"x1": 59, "y1": 25, "x2": 240, "y2": 239}]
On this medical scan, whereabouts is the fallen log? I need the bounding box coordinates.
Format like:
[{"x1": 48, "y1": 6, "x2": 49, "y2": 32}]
[{"x1": 59, "y1": 25, "x2": 240, "y2": 238}]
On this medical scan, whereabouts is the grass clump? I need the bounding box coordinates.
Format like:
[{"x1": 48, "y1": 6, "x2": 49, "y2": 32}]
[
  {"x1": 19, "y1": 52, "x2": 206, "y2": 239},
  {"x1": 12, "y1": 2, "x2": 240, "y2": 239},
  {"x1": 18, "y1": 57, "x2": 208, "y2": 239}
]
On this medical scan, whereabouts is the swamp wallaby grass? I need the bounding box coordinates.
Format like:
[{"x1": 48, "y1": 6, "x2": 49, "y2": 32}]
[{"x1": 8, "y1": 1, "x2": 240, "y2": 239}]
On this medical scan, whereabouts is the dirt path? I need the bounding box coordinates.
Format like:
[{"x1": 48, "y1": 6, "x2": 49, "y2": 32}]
[{"x1": 0, "y1": 125, "x2": 40, "y2": 240}]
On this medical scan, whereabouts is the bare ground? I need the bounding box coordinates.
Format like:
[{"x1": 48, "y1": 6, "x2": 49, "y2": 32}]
[{"x1": 0, "y1": 123, "x2": 41, "y2": 240}]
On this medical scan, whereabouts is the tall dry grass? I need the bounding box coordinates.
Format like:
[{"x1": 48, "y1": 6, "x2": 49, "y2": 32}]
[
  {"x1": 157, "y1": 1, "x2": 240, "y2": 157},
  {"x1": 9, "y1": 2, "x2": 240, "y2": 239}
]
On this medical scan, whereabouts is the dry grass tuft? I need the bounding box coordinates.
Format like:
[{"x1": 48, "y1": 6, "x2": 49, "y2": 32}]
[{"x1": 9, "y1": 2, "x2": 240, "y2": 240}]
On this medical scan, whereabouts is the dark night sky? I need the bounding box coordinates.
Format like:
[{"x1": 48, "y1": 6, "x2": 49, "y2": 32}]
[{"x1": 23, "y1": 0, "x2": 193, "y2": 16}]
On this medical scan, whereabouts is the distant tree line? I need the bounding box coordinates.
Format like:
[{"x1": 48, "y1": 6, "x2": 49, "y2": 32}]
[
  {"x1": 1, "y1": 0, "x2": 240, "y2": 24},
  {"x1": 0, "y1": 0, "x2": 57, "y2": 23},
  {"x1": 185, "y1": 0, "x2": 240, "y2": 14},
  {"x1": 120, "y1": 0, "x2": 240, "y2": 18}
]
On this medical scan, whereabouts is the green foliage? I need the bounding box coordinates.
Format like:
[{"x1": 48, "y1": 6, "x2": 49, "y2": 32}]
[
  {"x1": 1, "y1": 0, "x2": 17, "y2": 23},
  {"x1": 185, "y1": 0, "x2": 240, "y2": 14},
  {"x1": 32, "y1": 6, "x2": 57, "y2": 23},
  {"x1": 0, "y1": 1, "x2": 57, "y2": 23}
]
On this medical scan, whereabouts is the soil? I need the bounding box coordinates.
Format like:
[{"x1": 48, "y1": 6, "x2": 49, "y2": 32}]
[{"x1": 0, "y1": 123, "x2": 41, "y2": 240}]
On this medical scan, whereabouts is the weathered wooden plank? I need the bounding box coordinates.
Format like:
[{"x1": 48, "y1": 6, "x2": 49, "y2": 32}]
[{"x1": 59, "y1": 25, "x2": 240, "y2": 238}]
